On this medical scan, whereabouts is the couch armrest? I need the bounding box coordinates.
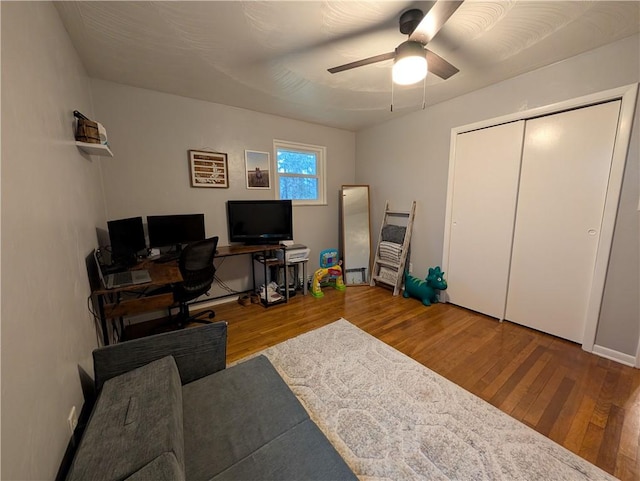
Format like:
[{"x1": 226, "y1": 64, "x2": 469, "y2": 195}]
[{"x1": 93, "y1": 321, "x2": 227, "y2": 391}]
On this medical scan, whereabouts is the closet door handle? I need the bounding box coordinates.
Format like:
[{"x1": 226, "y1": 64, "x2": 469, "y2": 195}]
[{"x1": 587, "y1": 229, "x2": 597, "y2": 236}]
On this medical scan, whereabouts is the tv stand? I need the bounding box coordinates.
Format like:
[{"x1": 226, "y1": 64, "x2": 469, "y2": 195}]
[{"x1": 216, "y1": 244, "x2": 289, "y2": 307}]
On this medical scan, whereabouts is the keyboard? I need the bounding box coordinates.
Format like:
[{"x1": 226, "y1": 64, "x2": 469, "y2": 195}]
[{"x1": 155, "y1": 253, "x2": 180, "y2": 264}]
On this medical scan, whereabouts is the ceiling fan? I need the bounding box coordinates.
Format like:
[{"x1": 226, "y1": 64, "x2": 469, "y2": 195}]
[{"x1": 327, "y1": 1, "x2": 463, "y2": 85}]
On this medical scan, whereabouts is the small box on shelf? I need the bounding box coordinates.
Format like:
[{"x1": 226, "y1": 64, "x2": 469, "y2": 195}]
[{"x1": 73, "y1": 110, "x2": 112, "y2": 157}]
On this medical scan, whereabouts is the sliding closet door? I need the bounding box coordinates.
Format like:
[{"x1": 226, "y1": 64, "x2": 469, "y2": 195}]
[
  {"x1": 505, "y1": 101, "x2": 621, "y2": 343},
  {"x1": 446, "y1": 121, "x2": 525, "y2": 319}
]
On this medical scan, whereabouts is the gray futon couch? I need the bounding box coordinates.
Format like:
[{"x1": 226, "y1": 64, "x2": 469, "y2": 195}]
[{"x1": 66, "y1": 322, "x2": 357, "y2": 481}]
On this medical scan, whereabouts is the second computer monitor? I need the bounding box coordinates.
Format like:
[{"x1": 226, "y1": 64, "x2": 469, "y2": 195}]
[{"x1": 147, "y1": 214, "x2": 205, "y2": 250}]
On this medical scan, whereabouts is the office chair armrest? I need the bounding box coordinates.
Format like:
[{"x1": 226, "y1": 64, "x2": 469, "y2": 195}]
[{"x1": 93, "y1": 321, "x2": 227, "y2": 391}]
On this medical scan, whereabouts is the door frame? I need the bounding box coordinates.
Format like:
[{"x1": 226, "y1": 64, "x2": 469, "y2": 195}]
[{"x1": 443, "y1": 83, "x2": 638, "y2": 354}]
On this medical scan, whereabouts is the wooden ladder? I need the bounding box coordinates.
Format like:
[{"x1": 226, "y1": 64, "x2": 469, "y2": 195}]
[{"x1": 370, "y1": 201, "x2": 416, "y2": 296}]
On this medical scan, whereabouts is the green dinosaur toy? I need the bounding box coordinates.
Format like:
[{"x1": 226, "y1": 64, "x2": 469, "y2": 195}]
[{"x1": 403, "y1": 266, "x2": 448, "y2": 306}]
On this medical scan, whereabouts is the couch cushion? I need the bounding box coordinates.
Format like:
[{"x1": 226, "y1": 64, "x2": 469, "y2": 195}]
[
  {"x1": 93, "y1": 321, "x2": 227, "y2": 391},
  {"x1": 211, "y1": 419, "x2": 358, "y2": 481},
  {"x1": 67, "y1": 356, "x2": 185, "y2": 481},
  {"x1": 182, "y1": 355, "x2": 309, "y2": 481},
  {"x1": 125, "y1": 452, "x2": 185, "y2": 481}
]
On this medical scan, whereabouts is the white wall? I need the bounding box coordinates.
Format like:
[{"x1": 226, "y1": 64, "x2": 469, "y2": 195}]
[
  {"x1": 1, "y1": 2, "x2": 106, "y2": 479},
  {"x1": 90, "y1": 80, "x2": 355, "y2": 295},
  {"x1": 356, "y1": 34, "x2": 640, "y2": 357}
]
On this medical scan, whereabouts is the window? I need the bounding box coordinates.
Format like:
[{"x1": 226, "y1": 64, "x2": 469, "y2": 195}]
[{"x1": 274, "y1": 140, "x2": 326, "y2": 205}]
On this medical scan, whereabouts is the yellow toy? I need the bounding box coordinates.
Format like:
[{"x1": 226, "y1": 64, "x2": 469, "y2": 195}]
[{"x1": 311, "y1": 249, "x2": 346, "y2": 298}]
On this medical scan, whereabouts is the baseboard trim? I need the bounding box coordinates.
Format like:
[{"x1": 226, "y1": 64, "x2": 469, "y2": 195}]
[
  {"x1": 190, "y1": 295, "x2": 240, "y2": 310},
  {"x1": 592, "y1": 344, "x2": 637, "y2": 368}
]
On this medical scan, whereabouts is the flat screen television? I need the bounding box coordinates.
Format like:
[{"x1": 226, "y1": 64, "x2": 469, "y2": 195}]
[
  {"x1": 107, "y1": 216, "x2": 146, "y2": 265},
  {"x1": 147, "y1": 214, "x2": 206, "y2": 250},
  {"x1": 227, "y1": 200, "x2": 293, "y2": 244}
]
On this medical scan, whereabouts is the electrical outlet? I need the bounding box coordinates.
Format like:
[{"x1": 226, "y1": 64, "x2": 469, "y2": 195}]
[
  {"x1": 409, "y1": 263, "x2": 413, "y2": 273},
  {"x1": 68, "y1": 406, "x2": 78, "y2": 436}
]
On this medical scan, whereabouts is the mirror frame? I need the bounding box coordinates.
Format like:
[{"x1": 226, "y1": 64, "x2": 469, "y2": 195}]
[{"x1": 340, "y1": 185, "x2": 372, "y2": 286}]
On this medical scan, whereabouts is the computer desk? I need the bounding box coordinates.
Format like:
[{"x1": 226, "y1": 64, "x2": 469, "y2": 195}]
[
  {"x1": 93, "y1": 244, "x2": 286, "y2": 345},
  {"x1": 92, "y1": 259, "x2": 182, "y2": 345}
]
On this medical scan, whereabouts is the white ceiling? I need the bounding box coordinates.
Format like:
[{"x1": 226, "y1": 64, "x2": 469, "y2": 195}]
[{"x1": 55, "y1": 1, "x2": 640, "y2": 131}]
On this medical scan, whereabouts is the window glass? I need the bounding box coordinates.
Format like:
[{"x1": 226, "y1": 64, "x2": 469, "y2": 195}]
[
  {"x1": 277, "y1": 150, "x2": 317, "y2": 175},
  {"x1": 279, "y1": 177, "x2": 318, "y2": 200}
]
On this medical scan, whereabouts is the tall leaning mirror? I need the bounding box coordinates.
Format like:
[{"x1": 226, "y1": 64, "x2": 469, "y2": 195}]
[{"x1": 340, "y1": 185, "x2": 372, "y2": 285}]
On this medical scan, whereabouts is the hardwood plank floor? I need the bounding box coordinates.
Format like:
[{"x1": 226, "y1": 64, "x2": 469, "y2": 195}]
[{"x1": 190, "y1": 285, "x2": 640, "y2": 480}]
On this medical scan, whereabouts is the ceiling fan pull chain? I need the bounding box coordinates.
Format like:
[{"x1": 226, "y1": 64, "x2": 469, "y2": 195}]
[
  {"x1": 422, "y1": 75, "x2": 427, "y2": 110},
  {"x1": 390, "y1": 78, "x2": 395, "y2": 112}
]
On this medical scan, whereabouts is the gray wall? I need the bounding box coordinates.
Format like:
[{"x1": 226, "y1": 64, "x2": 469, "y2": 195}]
[
  {"x1": 90, "y1": 79, "x2": 356, "y2": 293},
  {"x1": 356, "y1": 34, "x2": 640, "y2": 357},
  {"x1": 1, "y1": 2, "x2": 106, "y2": 479}
]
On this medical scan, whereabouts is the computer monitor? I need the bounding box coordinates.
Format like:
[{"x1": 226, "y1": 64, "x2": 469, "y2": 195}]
[
  {"x1": 107, "y1": 216, "x2": 146, "y2": 265},
  {"x1": 147, "y1": 214, "x2": 206, "y2": 251}
]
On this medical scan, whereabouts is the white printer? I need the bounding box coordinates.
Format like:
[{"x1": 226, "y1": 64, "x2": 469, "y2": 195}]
[{"x1": 277, "y1": 243, "x2": 310, "y2": 263}]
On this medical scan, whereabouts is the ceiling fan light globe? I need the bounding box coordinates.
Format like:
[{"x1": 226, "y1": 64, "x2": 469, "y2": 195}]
[{"x1": 393, "y1": 55, "x2": 427, "y2": 85}]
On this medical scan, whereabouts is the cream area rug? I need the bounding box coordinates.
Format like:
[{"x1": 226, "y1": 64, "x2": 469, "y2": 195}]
[{"x1": 256, "y1": 318, "x2": 616, "y2": 480}]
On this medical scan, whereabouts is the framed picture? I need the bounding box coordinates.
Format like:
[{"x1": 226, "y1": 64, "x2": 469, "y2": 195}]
[
  {"x1": 245, "y1": 150, "x2": 271, "y2": 189},
  {"x1": 189, "y1": 150, "x2": 229, "y2": 188}
]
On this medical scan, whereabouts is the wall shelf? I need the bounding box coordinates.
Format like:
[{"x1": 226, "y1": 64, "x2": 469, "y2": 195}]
[{"x1": 75, "y1": 141, "x2": 113, "y2": 157}]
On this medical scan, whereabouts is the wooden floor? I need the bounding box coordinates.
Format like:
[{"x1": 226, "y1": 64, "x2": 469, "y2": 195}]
[{"x1": 189, "y1": 285, "x2": 640, "y2": 480}]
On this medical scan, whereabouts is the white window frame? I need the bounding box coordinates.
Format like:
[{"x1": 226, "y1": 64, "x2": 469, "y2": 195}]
[{"x1": 273, "y1": 139, "x2": 327, "y2": 206}]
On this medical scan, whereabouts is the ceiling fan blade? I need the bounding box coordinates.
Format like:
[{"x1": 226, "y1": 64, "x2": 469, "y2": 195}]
[
  {"x1": 426, "y1": 49, "x2": 459, "y2": 80},
  {"x1": 328, "y1": 52, "x2": 395, "y2": 74},
  {"x1": 409, "y1": 0, "x2": 464, "y2": 44}
]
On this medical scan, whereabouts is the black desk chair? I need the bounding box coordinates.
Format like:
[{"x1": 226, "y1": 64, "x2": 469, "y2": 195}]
[{"x1": 168, "y1": 236, "x2": 219, "y2": 328}]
